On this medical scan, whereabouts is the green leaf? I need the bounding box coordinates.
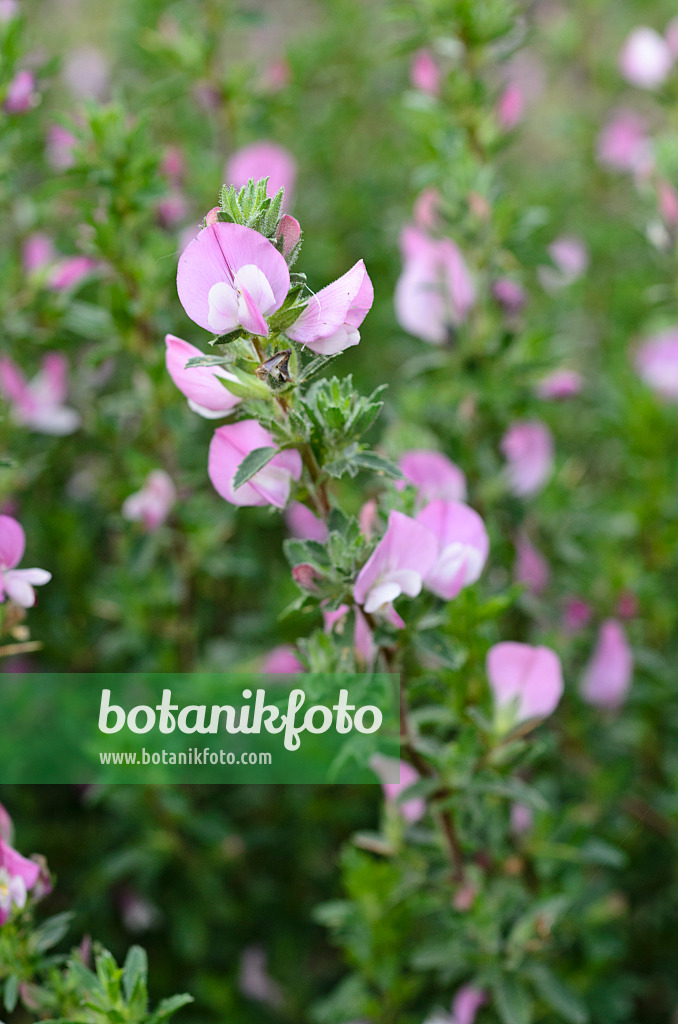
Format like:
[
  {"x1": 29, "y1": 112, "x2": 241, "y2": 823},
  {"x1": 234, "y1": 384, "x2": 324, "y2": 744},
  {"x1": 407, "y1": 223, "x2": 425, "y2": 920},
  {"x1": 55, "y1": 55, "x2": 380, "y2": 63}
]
[
  {"x1": 184, "y1": 355, "x2": 230, "y2": 369},
  {"x1": 350, "y1": 450, "x2": 403, "y2": 479},
  {"x1": 122, "y1": 945, "x2": 148, "y2": 1002},
  {"x1": 233, "y1": 447, "x2": 278, "y2": 491},
  {"x1": 527, "y1": 964, "x2": 589, "y2": 1024},
  {"x1": 493, "y1": 976, "x2": 533, "y2": 1024},
  {"x1": 148, "y1": 993, "x2": 194, "y2": 1024},
  {"x1": 30, "y1": 911, "x2": 74, "y2": 952},
  {"x1": 415, "y1": 631, "x2": 468, "y2": 670},
  {"x1": 3, "y1": 975, "x2": 19, "y2": 1013}
]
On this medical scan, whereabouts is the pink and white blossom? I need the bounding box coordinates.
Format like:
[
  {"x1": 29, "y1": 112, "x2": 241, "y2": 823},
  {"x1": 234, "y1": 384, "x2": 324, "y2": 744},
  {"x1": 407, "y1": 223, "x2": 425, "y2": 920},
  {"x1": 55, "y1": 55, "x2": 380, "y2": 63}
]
[
  {"x1": 635, "y1": 329, "x2": 678, "y2": 400},
  {"x1": 0, "y1": 353, "x2": 80, "y2": 435},
  {"x1": 596, "y1": 110, "x2": 653, "y2": 175},
  {"x1": 177, "y1": 223, "x2": 290, "y2": 337},
  {"x1": 165, "y1": 334, "x2": 241, "y2": 418},
  {"x1": 416, "y1": 500, "x2": 489, "y2": 601},
  {"x1": 619, "y1": 27, "x2": 673, "y2": 90},
  {"x1": 122, "y1": 471, "x2": 176, "y2": 531},
  {"x1": 225, "y1": 141, "x2": 297, "y2": 208},
  {"x1": 208, "y1": 420, "x2": 302, "y2": 508},
  {"x1": 410, "y1": 48, "x2": 440, "y2": 96},
  {"x1": 535, "y1": 369, "x2": 583, "y2": 400},
  {"x1": 501, "y1": 421, "x2": 554, "y2": 497},
  {"x1": 287, "y1": 260, "x2": 373, "y2": 355},
  {"x1": 0, "y1": 515, "x2": 51, "y2": 609},
  {"x1": 398, "y1": 450, "x2": 467, "y2": 505},
  {"x1": 395, "y1": 227, "x2": 475, "y2": 344},
  {"x1": 580, "y1": 619, "x2": 633, "y2": 710},
  {"x1": 0, "y1": 835, "x2": 41, "y2": 926},
  {"x1": 353, "y1": 511, "x2": 437, "y2": 616},
  {"x1": 487, "y1": 641, "x2": 564, "y2": 726},
  {"x1": 514, "y1": 533, "x2": 550, "y2": 595}
]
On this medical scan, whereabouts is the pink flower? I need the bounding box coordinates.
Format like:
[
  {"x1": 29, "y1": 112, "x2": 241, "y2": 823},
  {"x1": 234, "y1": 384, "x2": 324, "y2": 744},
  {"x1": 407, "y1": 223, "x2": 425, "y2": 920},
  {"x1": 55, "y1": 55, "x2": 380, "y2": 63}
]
[
  {"x1": 597, "y1": 110, "x2": 653, "y2": 175},
  {"x1": 358, "y1": 499, "x2": 379, "y2": 540},
  {"x1": 0, "y1": 353, "x2": 80, "y2": 435},
  {"x1": 0, "y1": 0, "x2": 19, "y2": 22},
  {"x1": 0, "y1": 804, "x2": 13, "y2": 844},
  {"x1": 22, "y1": 233, "x2": 55, "y2": 275},
  {"x1": 580, "y1": 619, "x2": 633, "y2": 710},
  {"x1": 322, "y1": 603, "x2": 377, "y2": 667},
  {"x1": 285, "y1": 502, "x2": 329, "y2": 542},
  {"x1": 122, "y1": 470, "x2": 176, "y2": 531},
  {"x1": 48, "y1": 255, "x2": 98, "y2": 291},
  {"x1": 501, "y1": 421, "x2": 554, "y2": 497},
  {"x1": 0, "y1": 516, "x2": 51, "y2": 609},
  {"x1": 616, "y1": 590, "x2": 638, "y2": 620},
  {"x1": 510, "y1": 803, "x2": 534, "y2": 836},
  {"x1": 275, "y1": 214, "x2": 301, "y2": 260},
  {"x1": 635, "y1": 329, "x2": 678, "y2": 400},
  {"x1": 563, "y1": 597, "x2": 592, "y2": 634},
  {"x1": 451, "y1": 986, "x2": 487, "y2": 1024},
  {"x1": 177, "y1": 223, "x2": 290, "y2": 337},
  {"x1": 225, "y1": 141, "x2": 297, "y2": 208},
  {"x1": 487, "y1": 642, "x2": 564, "y2": 726},
  {"x1": 497, "y1": 83, "x2": 524, "y2": 130},
  {"x1": 514, "y1": 533, "x2": 550, "y2": 595},
  {"x1": 538, "y1": 235, "x2": 589, "y2": 291},
  {"x1": 0, "y1": 837, "x2": 41, "y2": 926},
  {"x1": 535, "y1": 369, "x2": 583, "y2": 400},
  {"x1": 666, "y1": 17, "x2": 678, "y2": 57},
  {"x1": 165, "y1": 334, "x2": 241, "y2": 418},
  {"x1": 157, "y1": 191, "x2": 189, "y2": 229},
  {"x1": 353, "y1": 511, "x2": 437, "y2": 616},
  {"x1": 287, "y1": 260, "x2": 373, "y2": 355},
  {"x1": 46, "y1": 124, "x2": 77, "y2": 171},
  {"x1": 398, "y1": 450, "x2": 467, "y2": 505},
  {"x1": 395, "y1": 227, "x2": 475, "y2": 344},
  {"x1": 410, "y1": 49, "x2": 440, "y2": 96},
  {"x1": 160, "y1": 145, "x2": 185, "y2": 183},
  {"x1": 372, "y1": 757, "x2": 426, "y2": 823},
  {"x1": 658, "y1": 181, "x2": 678, "y2": 228},
  {"x1": 619, "y1": 27, "x2": 673, "y2": 90},
  {"x1": 208, "y1": 420, "x2": 302, "y2": 508},
  {"x1": 62, "y1": 46, "x2": 110, "y2": 100},
  {"x1": 239, "y1": 946, "x2": 284, "y2": 1008},
  {"x1": 413, "y1": 188, "x2": 441, "y2": 231},
  {"x1": 4, "y1": 70, "x2": 37, "y2": 114},
  {"x1": 262, "y1": 58, "x2": 291, "y2": 93},
  {"x1": 416, "y1": 500, "x2": 489, "y2": 601},
  {"x1": 262, "y1": 645, "x2": 304, "y2": 674},
  {"x1": 492, "y1": 278, "x2": 527, "y2": 315}
]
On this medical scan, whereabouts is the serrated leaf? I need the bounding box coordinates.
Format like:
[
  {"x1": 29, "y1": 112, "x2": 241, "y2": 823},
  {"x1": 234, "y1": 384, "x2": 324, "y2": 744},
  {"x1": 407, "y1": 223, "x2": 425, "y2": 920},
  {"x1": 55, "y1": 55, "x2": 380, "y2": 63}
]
[{"x1": 233, "y1": 446, "x2": 278, "y2": 491}]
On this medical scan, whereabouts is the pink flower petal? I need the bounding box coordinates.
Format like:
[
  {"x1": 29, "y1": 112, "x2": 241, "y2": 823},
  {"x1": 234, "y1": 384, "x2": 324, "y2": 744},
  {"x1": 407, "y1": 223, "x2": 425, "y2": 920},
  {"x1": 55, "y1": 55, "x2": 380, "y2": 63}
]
[
  {"x1": 487, "y1": 641, "x2": 563, "y2": 724},
  {"x1": 165, "y1": 335, "x2": 241, "y2": 416},
  {"x1": 416, "y1": 500, "x2": 489, "y2": 600},
  {"x1": 353, "y1": 510, "x2": 437, "y2": 613},
  {"x1": 208, "y1": 420, "x2": 302, "y2": 508},
  {"x1": 398, "y1": 450, "x2": 467, "y2": 504},
  {"x1": 0, "y1": 516, "x2": 26, "y2": 571},
  {"x1": 225, "y1": 141, "x2": 297, "y2": 208},
  {"x1": 287, "y1": 260, "x2": 373, "y2": 352},
  {"x1": 580, "y1": 619, "x2": 633, "y2": 709}
]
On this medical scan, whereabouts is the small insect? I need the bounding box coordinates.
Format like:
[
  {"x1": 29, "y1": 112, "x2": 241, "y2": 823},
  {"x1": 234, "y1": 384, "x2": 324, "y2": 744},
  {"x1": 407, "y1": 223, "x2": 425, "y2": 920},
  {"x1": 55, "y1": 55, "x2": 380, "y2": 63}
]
[{"x1": 255, "y1": 348, "x2": 293, "y2": 384}]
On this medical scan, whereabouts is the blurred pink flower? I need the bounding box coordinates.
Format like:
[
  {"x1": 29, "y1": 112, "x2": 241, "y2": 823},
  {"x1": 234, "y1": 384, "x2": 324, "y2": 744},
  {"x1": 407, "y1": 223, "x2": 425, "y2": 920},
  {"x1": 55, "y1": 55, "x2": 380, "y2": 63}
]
[
  {"x1": 501, "y1": 421, "x2": 554, "y2": 497},
  {"x1": 118, "y1": 887, "x2": 161, "y2": 933},
  {"x1": 48, "y1": 255, "x2": 98, "y2": 291},
  {"x1": 492, "y1": 278, "x2": 527, "y2": 315},
  {"x1": 538, "y1": 235, "x2": 589, "y2": 291},
  {"x1": 616, "y1": 590, "x2": 638, "y2": 620},
  {"x1": 0, "y1": 516, "x2": 51, "y2": 609},
  {"x1": 666, "y1": 17, "x2": 678, "y2": 57},
  {"x1": 487, "y1": 641, "x2": 564, "y2": 725},
  {"x1": 510, "y1": 802, "x2": 534, "y2": 836},
  {"x1": 416, "y1": 500, "x2": 489, "y2": 600},
  {"x1": 165, "y1": 334, "x2": 241, "y2": 418},
  {"x1": 580, "y1": 619, "x2": 633, "y2": 710},
  {"x1": 208, "y1": 420, "x2": 302, "y2": 508},
  {"x1": 157, "y1": 191, "x2": 189, "y2": 229},
  {"x1": 22, "y1": 233, "x2": 55, "y2": 274},
  {"x1": 122, "y1": 470, "x2": 176, "y2": 531},
  {"x1": 0, "y1": 804, "x2": 13, "y2": 844},
  {"x1": 0, "y1": 353, "x2": 80, "y2": 435},
  {"x1": 597, "y1": 110, "x2": 653, "y2": 175},
  {"x1": 287, "y1": 260, "x2": 373, "y2": 355},
  {"x1": 658, "y1": 180, "x2": 678, "y2": 228},
  {"x1": 0, "y1": 0, "x2": 19, "y2": 22},
  {"x1": 497, "y1": 83, "x2": 524, "y2": 130},
  {"x1": 635, "y1": 329, "x2": 678, "y2": 400},
  {"x1": 395, "y1": 226, "x2": 476, "y2": 344},
  {"x1": 0, "y1": 836, "x2": 41, "y2": 925},
  {"x1": 514, "y1": 533, "x2": 550, "y2": 595},
  {"x1": 62, "y1": 46, "x2": 110, "y2": 100},
  {"x1": 285, "y1": 501, "x2": 329, "y2": 542},
  {"x1": 373, "y1": 757, "x2": 426, "y2": 823},
  {"x1": 413, "y1": 188, "x2": 441, "y2": 231},
  {"x1": 322, "y1": 603, "x2": 377, "y2": 667},
  {"x1": 563, "y1": 597, "x2": 592, "y2": 634},
  {"x1": 160, "y1": 145, "x2": 185, "y2": 183},
  {"x1": 535, "y1": 368, "x2": 582, "y2": 400},
  {"x1": 358, "y1": 499, "x2": 379, "y2": 540},
  {"x1": 46, "y1": 124, "x2": 77, "y2": 171},
  {"x1": 619, "y1": 27, "x2": 673, "y2": 90},
  {"x1": 263, "y1": 58, "x2": 291, "y2": 93},
  {"x1": 262, "y1": 645, "x2": 304, "y2": 674},
  {"x1": 398, "y1": 450, "x2": 467, "y2": 505},
  {"x1": 451, "y1": 986, "x2": 487, "y2": 1024},
  {"x1": 4, "y1": 70, "x2": 37, "y2": 114},
  {"x1": 177, "y1": 223, "x2": 290, "y2": 337},
  {"x1": 225, "y1": 141, "x2": 297, "y2": 208},
  {"x1": 239, "y1": 946, "x2": 284, "y2": 1008},
  {"x1": 410, "y1": 48, "x2": 440, "y2": 96},
  {"x1": 353, "y1": 510, "x2": 437, "y2": 616}
]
